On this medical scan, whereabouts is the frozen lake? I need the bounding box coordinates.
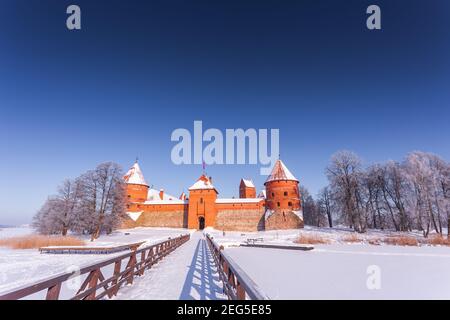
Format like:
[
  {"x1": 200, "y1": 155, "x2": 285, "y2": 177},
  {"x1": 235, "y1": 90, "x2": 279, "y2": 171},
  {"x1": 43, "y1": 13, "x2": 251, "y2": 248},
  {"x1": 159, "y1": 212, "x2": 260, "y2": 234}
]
[{"x1": 226, "y1": 244, "x2": 450, "y2": 299}]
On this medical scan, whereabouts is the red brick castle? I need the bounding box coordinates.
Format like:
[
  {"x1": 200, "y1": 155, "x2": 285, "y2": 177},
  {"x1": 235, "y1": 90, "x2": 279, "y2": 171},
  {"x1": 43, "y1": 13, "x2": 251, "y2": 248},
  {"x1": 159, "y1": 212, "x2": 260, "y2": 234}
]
[{"x1": 122, "y1": 160, "x2": 304, "y2": 231}]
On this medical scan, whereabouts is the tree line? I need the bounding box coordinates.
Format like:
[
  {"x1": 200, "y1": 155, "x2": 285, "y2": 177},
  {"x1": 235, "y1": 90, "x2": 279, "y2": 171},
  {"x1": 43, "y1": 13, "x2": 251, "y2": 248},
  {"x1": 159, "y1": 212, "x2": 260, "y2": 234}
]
[
  {"x1": 33, "y1": 162, "x2": 126, "y2": 240},
  {"x1": 302, "y1": 150, "x2": 450, "y2": 238}
]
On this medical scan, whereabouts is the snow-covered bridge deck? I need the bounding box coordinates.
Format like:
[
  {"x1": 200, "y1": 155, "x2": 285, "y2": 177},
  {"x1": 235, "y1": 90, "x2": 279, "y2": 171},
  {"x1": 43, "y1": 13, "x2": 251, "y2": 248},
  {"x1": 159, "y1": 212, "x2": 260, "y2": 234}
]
[{"x1": 114, "y1": 232, "x2": 226, "y2": 300}]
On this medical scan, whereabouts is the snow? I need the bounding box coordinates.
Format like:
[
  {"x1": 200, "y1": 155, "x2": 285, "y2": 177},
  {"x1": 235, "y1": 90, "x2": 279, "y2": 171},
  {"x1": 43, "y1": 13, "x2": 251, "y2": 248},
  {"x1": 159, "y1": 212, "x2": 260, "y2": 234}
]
[
  {"x1": 258, "y1": 190, "x2": 267, "y2": 199},
  {"x1": 0, "y1": 227, "x2": 33, "y2": 239},
  {"x1": 126, "y1": 211, "x2": 143, "y2": 221},
  {"x1": 206, "y1": 227, "x2": 450, "y2": 299},
  {"x1": 0, "y1": 227, "x2": 193, "y2": 295},
  {"x1": 265, "y1": 159, "x2": 298, "y2": 182},
  {"x1": 207, "y1": 226, "x2": 445, "y2": 247},
  {"x1": 144, "y1": 200, "x2": 187, "y2": 205},
  {"x1": 147, "y1": 188, "x2": 180, "y2": 202},
  {"x1": 189, "y1": 175, "x2": 216, "y2": 191},
  {"x1": 124, "y1": 162, "x2": 148, "y2": 186},
  {"x1": 226, "y1": 245, "x2": 450, "y2": 299},
  {"x1": 241, "y1": 179, "x2": 255, "y2": 188},
  {"x1": 216, "y1": 198, "x2": 263, "y2": 204},
  {"x1": 114, "y1": 232, "x2": 226, "y2": 300},
  {"x1": 264, "y1": 209, "x2": 303, "y2": 221},
  {"x1": 292, "y1": 210, "x2": 303, "y2": 220},
  {"x1": 4, "y1": 225, "x2": 450, "y2": 299}
]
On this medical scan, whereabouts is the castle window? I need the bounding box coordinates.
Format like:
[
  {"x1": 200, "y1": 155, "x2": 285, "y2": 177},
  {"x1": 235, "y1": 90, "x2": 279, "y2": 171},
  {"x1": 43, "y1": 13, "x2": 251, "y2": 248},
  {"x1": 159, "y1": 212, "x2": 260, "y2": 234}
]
[
  {"x1": 288, "y1": 202, "x2": 292, "y2": 207},
  {"x1": 200, "y1": 198, "x2": 203, "y2": 204},
  {"x1": 284, "y1": 191, "x2": 288, "y2": 196},
  {"x1": 272, "y1": 192, "x2": 274, "y2": 197},
  {"x1": 277, "y1": 202, "x2": 280, "y2": 207},
  {"x1": 128, "y1": 195, "x2": 131, "y2": 198}
]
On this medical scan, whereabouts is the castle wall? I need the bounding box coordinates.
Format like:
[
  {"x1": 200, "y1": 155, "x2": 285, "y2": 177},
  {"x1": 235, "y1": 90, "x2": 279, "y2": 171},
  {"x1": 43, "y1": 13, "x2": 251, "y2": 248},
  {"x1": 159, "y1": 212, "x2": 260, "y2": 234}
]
[
  {"x1": 265, "y1": 211, "x2": 304, "y2": 230},
  {"x1": 130, "y1": 203, "x2": 188, "y2": 228},
  {"x1": 136, "y1": 210, "x2": 187, "y2": 228},
  {"x1": 215, "y1": 202, "x2": 265, "y2": 231}
]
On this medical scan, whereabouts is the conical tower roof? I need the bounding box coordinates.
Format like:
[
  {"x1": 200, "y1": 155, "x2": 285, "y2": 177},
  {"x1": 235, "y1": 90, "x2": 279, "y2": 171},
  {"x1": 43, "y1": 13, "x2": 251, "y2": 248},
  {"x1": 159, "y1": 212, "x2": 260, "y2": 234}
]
[
  {"x1": 124, "y1": 161, "x2": 148, "y2": 186},
  {"x1": 265, "y1": 159, "x2": 298, "y2": 184}
]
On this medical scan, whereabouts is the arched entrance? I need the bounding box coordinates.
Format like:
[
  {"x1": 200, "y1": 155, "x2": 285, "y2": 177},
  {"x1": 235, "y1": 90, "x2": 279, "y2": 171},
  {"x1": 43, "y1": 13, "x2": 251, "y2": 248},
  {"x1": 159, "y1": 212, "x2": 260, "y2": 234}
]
[{"x1": 198, "y1": 216, "x2": 205, "y2": 230}]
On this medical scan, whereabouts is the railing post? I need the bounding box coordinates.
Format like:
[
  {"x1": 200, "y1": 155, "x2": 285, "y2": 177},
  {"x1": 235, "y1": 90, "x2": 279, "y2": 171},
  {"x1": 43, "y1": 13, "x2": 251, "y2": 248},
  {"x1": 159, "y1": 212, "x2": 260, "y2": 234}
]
[
  {"x1": 126, "y1": 252, "x2": 137, "y2": 285},
  {"x1": 112, "y1": 260, "x2": 121, "y2": 296},
  {"x1": 236, "y1": 280, "x2": 246, "y2": 300},
  {"x1": 86, "y1": 269, "x2": 100, "y2": 300},
  {"x1": 139, "y1": 251, "x2": 146, "y2": 276},
  {"x1": 46, "y1": 283, "x2": 61, "y2": 300}
]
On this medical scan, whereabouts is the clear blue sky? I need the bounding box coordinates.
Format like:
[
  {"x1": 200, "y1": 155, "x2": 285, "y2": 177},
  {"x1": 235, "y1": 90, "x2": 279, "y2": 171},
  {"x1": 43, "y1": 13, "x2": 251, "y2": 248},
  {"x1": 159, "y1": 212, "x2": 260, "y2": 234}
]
[{"x1": 1, "y1": 0, "x2": 449, "y2": 225}]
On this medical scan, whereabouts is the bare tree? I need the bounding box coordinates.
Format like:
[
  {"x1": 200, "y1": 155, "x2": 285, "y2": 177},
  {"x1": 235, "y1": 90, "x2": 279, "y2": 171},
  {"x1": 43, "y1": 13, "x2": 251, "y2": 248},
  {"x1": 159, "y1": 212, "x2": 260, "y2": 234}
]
[
  {"x1": 32, "y1": 198, "x2": 64, "y2": 235},
  {"x1": 32, "y1": 179, "x2": 82, "y2": 235},
  {"x1": 78, "y1": 162, "x2": 126, "y2": 241},
  {"x1": 317, "y1": 187, "x2": 333, "y2": 228},
  {"x1": 405, "y1": 152, "x2": 444, "y2": 237},
  {"x1": 326, "y1": 151, "x2": 366, "y2": 232},
  {"x1": 57, "y1": 179, "x2": 83, "y2": 236},
  {"x1": 33, "y1": 162, "x2": 126, "y2": 239}
]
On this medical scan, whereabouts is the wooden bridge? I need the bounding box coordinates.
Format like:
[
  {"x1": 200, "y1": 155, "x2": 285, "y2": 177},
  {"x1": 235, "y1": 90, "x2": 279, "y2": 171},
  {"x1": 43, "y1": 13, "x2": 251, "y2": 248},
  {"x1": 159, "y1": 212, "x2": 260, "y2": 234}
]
[{"x1": 0, "y1": 233, "x2": 269, "y2": 300}]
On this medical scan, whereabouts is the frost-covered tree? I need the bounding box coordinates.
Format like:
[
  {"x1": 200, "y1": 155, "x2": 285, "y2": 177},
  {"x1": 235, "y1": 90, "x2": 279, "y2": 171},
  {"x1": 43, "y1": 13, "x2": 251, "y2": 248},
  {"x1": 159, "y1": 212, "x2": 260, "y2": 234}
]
[
  {"x1": 403, "y1": 152, "x2": 450, "y2": 237},
  {"x1": 33, "y1": 162, "x2": 126, "y2": 239},
  {"x1": 32, "y1": 179, "x2": 82, "y2": 235},
  {"x1": 77, "y1": 162, "x2": 126, "y2": 241},
  {"x1": 326, "y1": 151, "x2": 366, "y2": 232},
  {"x1": 32, "y1": 198, "x2": 64, "y2": 234},
  {"x1": 57, "y1": 179, "x2": 83, "y2": 235}
]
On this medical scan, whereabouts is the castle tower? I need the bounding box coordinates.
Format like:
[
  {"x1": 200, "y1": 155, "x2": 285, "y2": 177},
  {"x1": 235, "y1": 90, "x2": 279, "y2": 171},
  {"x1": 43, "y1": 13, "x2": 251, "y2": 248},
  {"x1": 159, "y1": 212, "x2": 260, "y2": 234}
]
[
  {"x1": 187, "y1": 174, "x2": 218, "y2": 230},
  {"x1": 124, "y1": 160, "x2": 149, "y2": 203},
  {"x1": 239, "y1": 179, "x2": 256, "y2": 198},
  {"x1": 264, "y1": 159, "x2": 303, "y2": 229}
]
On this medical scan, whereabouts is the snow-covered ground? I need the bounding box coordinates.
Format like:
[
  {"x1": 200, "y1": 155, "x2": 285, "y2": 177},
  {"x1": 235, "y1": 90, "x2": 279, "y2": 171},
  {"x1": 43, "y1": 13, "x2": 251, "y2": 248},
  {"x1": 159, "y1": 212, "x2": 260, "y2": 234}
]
[
  {"x1": 0, "y1": 226, "x2": 192, "y2": 295},
  {"x1": 206, "y1": 226, "x2": 449, "y2": 247},
  {"x1": 2, "y1": 225, "x2": 450, "y2": 299},
  {"x1": 206, "y1": 227, "x2": 450, "y2": 299},
  {"x1": 0, "y1": 226, "x2": 34, "y2": 239}
]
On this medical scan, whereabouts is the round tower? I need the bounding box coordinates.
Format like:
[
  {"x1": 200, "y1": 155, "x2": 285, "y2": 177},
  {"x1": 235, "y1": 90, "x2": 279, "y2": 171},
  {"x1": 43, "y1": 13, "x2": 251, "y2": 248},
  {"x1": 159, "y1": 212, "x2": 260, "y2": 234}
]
[
  {"x1": 264, "y1": 159, "x2": 303, "y2": 229},
  {"x1": 124, "y1": 161, "x2": 149, "y2": 203}
]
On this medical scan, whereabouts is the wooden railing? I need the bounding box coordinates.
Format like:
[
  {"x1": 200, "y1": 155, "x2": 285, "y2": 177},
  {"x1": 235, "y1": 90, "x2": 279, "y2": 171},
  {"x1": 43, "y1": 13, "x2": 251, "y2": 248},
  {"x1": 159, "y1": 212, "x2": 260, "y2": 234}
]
[
  {"x1": 39, "y1": 241, "x2": 146, "y2": 254},
  {"x1": 0, "y1": 234, "x2": 190, "y2": 300},
  {"x1": 205, "y1": 233, "x2": 269, "y2": 300}
]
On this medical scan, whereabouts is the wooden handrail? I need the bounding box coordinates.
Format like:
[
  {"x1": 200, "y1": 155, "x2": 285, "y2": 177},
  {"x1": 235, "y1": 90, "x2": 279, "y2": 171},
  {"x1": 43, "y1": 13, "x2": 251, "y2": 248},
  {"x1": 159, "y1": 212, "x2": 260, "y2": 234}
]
[
  {"x1": 0, "y1": 234, "x2": 190, "y2": 300},
  {"x1": 205, "y1": 233, "x2": 269, "y2": 300},
  {"x1": 38, "y1": 241, "x2": 146, "y2": 254}
]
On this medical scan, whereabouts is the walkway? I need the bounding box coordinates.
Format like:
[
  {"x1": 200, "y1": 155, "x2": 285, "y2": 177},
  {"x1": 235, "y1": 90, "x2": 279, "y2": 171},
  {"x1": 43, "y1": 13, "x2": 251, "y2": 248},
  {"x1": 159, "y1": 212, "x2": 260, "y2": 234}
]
[{"x1": 114, "y1": 232, "x2": 226, "y2": 300}]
